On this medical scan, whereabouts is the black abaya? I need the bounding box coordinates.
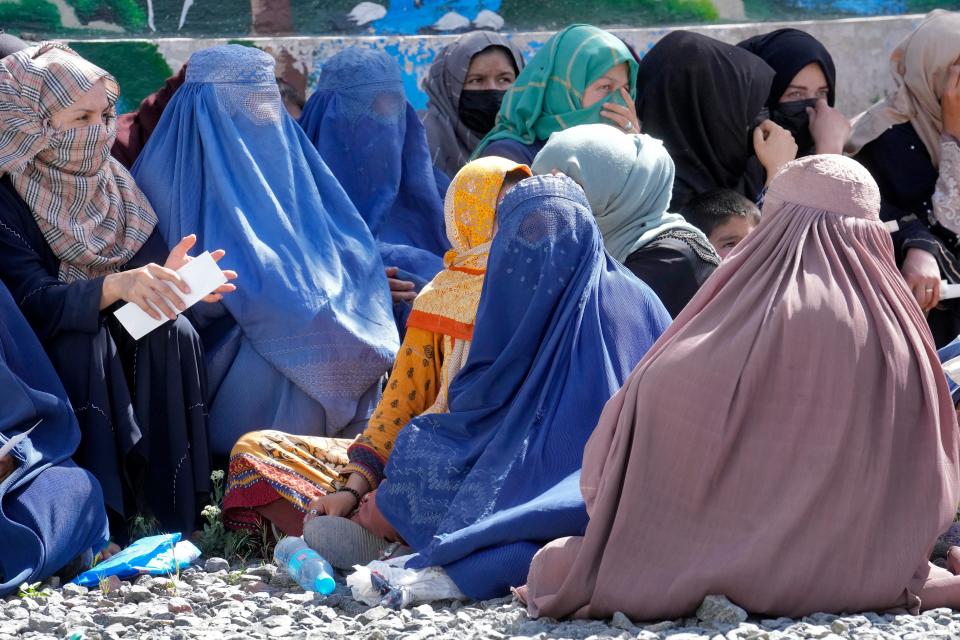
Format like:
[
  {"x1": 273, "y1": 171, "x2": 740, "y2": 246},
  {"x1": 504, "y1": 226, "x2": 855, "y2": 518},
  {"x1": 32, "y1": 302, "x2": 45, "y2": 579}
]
[
  {"x1": 855, "y1": 123, "x2": 960, "y2": 347},
  {"x1": 0, "y1": 175, "x2": 210, "y2": 535}
]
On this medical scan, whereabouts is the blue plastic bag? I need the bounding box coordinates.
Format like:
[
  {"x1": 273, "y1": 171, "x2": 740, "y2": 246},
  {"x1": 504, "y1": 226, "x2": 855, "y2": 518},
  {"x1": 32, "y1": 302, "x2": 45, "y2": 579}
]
[{"x1": 73, "y1": 533, "x2": 201, "y2": 587}]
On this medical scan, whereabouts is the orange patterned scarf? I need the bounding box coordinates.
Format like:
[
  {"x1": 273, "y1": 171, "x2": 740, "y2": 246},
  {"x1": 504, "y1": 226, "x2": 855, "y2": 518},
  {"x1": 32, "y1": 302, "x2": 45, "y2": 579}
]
[
  {"x1": 408, "y1": 156, "x2": 531, "y2": 414},
  {"x1": 408, "y1": 156, "x2": 531, "y2": 340}
]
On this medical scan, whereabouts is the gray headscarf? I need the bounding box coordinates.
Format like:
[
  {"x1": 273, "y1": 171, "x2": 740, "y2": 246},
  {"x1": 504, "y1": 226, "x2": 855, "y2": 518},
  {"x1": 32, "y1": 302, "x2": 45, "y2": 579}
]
[{"x1": 422, "y1": 31, "x2": 524, "y2": 178}]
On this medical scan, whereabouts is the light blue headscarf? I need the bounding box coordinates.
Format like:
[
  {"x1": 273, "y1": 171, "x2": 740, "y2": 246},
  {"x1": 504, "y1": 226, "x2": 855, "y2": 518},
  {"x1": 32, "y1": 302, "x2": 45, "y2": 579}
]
[
  {"x1": 133, "y1": 45, "x2": 399, "y2": 451},
  {"x1": 532, "y1": 124, "x2": 717, "y2": 263}
]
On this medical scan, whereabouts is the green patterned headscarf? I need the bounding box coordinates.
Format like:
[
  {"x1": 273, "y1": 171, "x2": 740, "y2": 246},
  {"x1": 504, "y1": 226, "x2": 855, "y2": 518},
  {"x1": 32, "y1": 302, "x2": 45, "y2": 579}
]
[{"x1": 471, "y1": 25, "x2": 638, "y2": 159}]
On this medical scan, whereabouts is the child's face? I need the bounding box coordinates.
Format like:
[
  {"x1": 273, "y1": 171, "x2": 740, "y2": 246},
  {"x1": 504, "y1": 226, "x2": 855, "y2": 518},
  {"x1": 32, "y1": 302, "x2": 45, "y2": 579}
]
[{"x1": 709, "y1": 216, "x2": 758, "y2": 259}]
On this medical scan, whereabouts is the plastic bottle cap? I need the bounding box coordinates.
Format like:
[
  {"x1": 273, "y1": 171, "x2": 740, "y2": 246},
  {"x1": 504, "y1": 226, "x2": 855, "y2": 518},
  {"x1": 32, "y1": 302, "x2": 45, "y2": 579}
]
[{"x1": 315, "y1": 575, "x2": 336, "y2": 595}]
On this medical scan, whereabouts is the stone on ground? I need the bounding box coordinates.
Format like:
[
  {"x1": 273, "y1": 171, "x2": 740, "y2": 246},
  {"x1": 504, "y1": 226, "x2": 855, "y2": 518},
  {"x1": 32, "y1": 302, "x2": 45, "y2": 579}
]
[{"x1": 4, "y1": 561, "x2": 957, "y2": 640}]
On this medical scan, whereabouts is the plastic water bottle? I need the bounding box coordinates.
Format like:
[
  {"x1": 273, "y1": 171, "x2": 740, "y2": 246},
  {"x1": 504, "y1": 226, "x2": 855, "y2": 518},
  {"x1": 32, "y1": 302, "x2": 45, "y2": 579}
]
[
  {"x1": 273, "y1": 536, "x2": 335, "y2": 595},
  {"x1": 273, "y1": 536, "x2": 307, "y2": 566}
]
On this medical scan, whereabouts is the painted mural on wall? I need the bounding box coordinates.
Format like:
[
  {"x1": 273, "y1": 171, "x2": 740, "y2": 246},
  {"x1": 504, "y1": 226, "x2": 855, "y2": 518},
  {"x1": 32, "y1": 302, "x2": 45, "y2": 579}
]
[
  {"x1": 3, "y1": 1, "x2": 958, "y2": 118},
  {"x1": 5, "y1": 0, "x2": 958, "y2": 38}
]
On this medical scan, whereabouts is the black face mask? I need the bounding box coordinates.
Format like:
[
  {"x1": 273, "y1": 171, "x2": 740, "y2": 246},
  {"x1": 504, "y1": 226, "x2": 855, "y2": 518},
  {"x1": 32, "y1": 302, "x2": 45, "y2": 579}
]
[
  {"x1": 458, "y1": 89, "x2": 506, "y2": 136},
  {"x1": 770, "y1": 98, "x2": 820, "y2": 154}
]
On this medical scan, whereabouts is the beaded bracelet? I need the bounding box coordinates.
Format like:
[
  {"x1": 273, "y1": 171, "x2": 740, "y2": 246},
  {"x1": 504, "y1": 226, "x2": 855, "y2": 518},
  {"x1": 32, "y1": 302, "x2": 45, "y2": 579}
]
[{"x1": 337, "y1": 486, "x2": 362, "y2": 507}]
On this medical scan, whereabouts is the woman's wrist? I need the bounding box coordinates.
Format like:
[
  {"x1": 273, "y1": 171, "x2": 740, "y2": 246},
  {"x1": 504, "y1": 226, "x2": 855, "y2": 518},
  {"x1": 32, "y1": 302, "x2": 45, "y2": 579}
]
[
  {"x1": 336, "y1": 486, "x2": 363, "y2": 508},
  {"x1": 763, "y1": 162, "x2": 787, "y2": 185},
  {"x1": 100, "y1": 272, "x2": 122, "y2": 310},
  {"x1": 347, "y1": 471, "x2": 372, "y2": 493},
  {"x1": 343, "y1": 462, "x2": 378, "y2": 492},
  {"x1": 815, "y1": 139, "x2": 845, "y2": 155}
]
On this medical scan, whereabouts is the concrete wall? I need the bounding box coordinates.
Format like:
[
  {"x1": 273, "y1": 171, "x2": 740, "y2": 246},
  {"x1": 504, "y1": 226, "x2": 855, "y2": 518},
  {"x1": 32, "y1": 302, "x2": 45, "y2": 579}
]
[{"x1": 69, "y1": 14, "x2": 923, "y2": 117}]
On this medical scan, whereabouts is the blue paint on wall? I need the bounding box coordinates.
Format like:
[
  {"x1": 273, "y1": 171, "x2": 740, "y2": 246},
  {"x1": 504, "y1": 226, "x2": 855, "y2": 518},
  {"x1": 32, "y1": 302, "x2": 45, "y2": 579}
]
[
  {"x1": 786, "y1": 0, "x2": 905, "y2": 13},
  {"x1": 371, "y1": 0, "x2": 502, "y2": 34},
  {"x1": 382, "y1": 41, "x2": 438, "y2": 110},
  {"x1": 308, "y1": 34, "x2": 543, "y2": 112}
]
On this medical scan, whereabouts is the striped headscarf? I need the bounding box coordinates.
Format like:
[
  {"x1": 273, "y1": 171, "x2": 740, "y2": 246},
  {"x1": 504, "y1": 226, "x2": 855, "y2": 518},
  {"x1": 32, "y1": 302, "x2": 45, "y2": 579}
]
[
  {"x1": 0, "y1": 42, "x2": 157, "y2": 283},
  {"x1": 471, "y1": 25, "x2": 637, "y2": 159}
]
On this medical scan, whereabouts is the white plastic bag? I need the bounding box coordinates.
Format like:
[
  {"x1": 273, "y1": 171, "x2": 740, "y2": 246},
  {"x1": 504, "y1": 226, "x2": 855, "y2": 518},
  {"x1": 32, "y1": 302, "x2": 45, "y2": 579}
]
[{"x1": 347, "y1": 555, "x2": 466, "y2": 609}]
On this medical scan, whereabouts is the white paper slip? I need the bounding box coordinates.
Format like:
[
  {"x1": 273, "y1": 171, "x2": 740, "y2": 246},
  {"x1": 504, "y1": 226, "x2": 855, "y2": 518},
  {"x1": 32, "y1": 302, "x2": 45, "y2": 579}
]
[
  {"x1": 883, "y1": 220, "x2": 900, "y2": 233},
  {"x1": 944, "y1": 355, "x2": 960, "y2": 387},
  {"x1": 0, "y1": 420, "x2": 40, "y2": 458},
  {"x1": 941, "y1": 281, "x2": 960, "y2": 301},
  {"x1": 114, "y1": 251, "x2": 227, "y2": 341}
]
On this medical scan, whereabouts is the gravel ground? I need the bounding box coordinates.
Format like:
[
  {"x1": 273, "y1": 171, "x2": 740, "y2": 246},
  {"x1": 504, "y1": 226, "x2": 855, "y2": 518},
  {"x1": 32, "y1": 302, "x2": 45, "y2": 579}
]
[{"x1": 2, "y1": 558, "x2": 960, "y2": 640}]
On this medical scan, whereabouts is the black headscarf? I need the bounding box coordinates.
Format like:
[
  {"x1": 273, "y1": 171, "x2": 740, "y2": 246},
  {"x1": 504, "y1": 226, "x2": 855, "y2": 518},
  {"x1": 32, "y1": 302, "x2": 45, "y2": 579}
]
[
  {"x1": 737, "y1": 29, "x2": 837, "y2": 197},
  {"x1": 636, "y1": 31, "x2": 774, "y2": 210},
  {"x1": 737, "y1": 28, "x2": 836, "y2": 110}
]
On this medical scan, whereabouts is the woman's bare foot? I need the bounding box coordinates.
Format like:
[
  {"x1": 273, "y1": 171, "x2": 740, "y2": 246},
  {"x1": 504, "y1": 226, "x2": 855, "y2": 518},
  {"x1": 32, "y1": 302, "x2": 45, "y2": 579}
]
[
  {"x1": 946, "y1": 546, "x2": 960, "y2": 574},
  {"x1": 98, "y1": 542, "x2": 121, "y2": 563},
  {"x1": 512, "y1": 585, "x2": 529, "y2": 605}
]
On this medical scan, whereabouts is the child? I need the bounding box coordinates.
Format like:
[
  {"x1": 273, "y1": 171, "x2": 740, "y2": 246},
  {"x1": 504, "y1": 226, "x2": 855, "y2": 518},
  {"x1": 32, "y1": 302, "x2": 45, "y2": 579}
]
[{"x1": 681, "y1": 189, "x2": 761, "y2": 258}]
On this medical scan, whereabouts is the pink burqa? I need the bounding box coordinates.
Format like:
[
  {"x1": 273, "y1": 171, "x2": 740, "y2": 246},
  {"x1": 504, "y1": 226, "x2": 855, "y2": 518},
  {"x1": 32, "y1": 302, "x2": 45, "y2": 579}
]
[{"x1": 523, "y1": 155, "x2": 960, "y2": 620}]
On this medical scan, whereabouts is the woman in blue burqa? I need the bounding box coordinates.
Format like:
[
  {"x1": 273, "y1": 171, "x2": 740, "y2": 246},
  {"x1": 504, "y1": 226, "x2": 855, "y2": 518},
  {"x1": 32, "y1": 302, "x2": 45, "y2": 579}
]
[
  {"x1": 360, "y1": 175, "x2": 671, "y2": 599},
  {"x1": 299, "y1": 47, "x2": 451, "y2": 331},
  {"x1": 133, "y1": 45, "x2": 400, "y2": 456},
  {"x1": 1, "y1": 278, "x2": 110, "y2": 596}
]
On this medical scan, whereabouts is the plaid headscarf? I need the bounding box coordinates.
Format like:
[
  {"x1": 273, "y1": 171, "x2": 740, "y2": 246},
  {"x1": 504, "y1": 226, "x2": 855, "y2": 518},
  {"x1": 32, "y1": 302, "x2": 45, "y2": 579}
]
[{"x1": 0, "y1": 42, "x2": 157, "y2": 283}]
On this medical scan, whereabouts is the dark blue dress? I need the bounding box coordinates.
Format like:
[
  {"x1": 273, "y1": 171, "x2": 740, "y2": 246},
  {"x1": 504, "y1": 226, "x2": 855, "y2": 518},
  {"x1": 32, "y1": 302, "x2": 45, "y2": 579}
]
[{"x1": 0, "y1": 176, "x2": 210, "y2": 536}]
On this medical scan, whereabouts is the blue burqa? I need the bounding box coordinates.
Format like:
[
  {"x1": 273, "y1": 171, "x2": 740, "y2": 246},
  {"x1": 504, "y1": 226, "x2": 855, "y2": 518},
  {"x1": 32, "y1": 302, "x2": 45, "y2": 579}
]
[
  {"x1": 376, "y1": 175, "x2": 672, "y2": 599},
  {"x1": 299, "y1": 47, "x2": 449, "y2": 288},
  {"x1": 0, "y1": 280, "x2": 109, "y2": 595},
  {"x1": 133, "y1": 46, "x2": 400, "y2": 454}
]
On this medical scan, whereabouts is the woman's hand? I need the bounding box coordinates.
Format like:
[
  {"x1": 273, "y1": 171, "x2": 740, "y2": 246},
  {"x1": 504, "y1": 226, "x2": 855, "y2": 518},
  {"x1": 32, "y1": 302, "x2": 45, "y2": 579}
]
[
  {"x1": 303, "y1": 491, "x2": 359, "y2": 525},
  {"x1": 303, "y1": 473, "x2": 370, "y2": 524},
  {"x1": 304, "y1": 473, "x2": 370, "y2": 525},
  {"x1": 100, "y1": 235, "x2": 237, "y2": 317},
  {"x1": 101, "y1": 263, "x2": 191, "y2": 320},
  {"x1": 754, "y1": 120, "x2": 798, "y2": 184},
  {"x1": 303, "y1": 491, "x2": 357, "y2": 524},
  {"x1": 807, "y1": 98, "x2": 851, "y2": 155},
  {"x1": 942, "y1": 57, "x2": 960, "y2": 140},
  {"x1": 902, "y1": 247, "x2": 942, "y2": 312},
  {"x1": 385, "y1": 267, "x2": 417, "y2": 303},
  {"x1": 164, "y1": 235, "x2": 237, "y2": 304},
  {"x1": 600, "y1": 87, "x2": 641, "y2": 134},
  {"x1": 0, "y1": 454, "x2": 15, "y2": 483}
]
